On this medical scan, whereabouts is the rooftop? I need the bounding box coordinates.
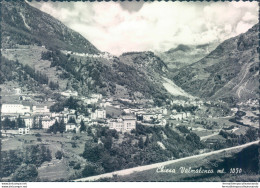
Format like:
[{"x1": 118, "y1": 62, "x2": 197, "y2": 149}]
[{"x1": 122, "y1": 116, "x2": 136, "y2": 120}]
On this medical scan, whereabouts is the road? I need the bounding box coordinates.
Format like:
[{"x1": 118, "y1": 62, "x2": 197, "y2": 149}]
[{"x1": 74, "y1": 140, "x2": 259, "y2": 182}]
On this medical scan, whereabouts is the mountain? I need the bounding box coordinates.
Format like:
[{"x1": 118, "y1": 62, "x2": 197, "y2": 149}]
[
  {"x1": 0, "y1": 1, "x2": 175, "y2": 105},
  {"x1": 38, "y1": 50, "x2": 172, "y2": 103},
  {"x1": 1, "y1": 1, "x2": 99, "y2": 54},
  {"x1": 171, "y1": 24, "x2": 259, "y2": 103},
  {"x1": 157, "y1": 43, "x2": 218, "y2": 69}
]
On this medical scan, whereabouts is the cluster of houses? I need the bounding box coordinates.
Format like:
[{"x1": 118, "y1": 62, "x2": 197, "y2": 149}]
[
  {"x1": 1, "y1": 88, "x2": 203, "y2": 136},
  {"x1": 62, "y1": 50, "x2": 115, "y2": 60},
  {"x1": 170, "y1": 110, "x2": 191, "y2": 121},
  {"x1": 170, "y1": 99, "x2": 203, "y2": 107},
  {"x1": 1, "y1": 93, "x2": 139, "y2": 134}
]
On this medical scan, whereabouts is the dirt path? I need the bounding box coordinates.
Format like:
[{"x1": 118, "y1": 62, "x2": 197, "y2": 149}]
[
  {"x1": 200, "y1": 132, "x2": 220, "y2": 141},
  {"x1": 233, "y1": 62, "x2": 254, "y2": 98},
  {"x1": 74, "y1": 140, "x2": 259, "y2": 182}
]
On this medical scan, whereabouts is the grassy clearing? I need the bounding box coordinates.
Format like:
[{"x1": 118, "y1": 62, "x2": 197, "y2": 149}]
[
  {"x1": 2, "y1": 46, "x2": 68, "y2": 90},
  {"x1": 2, "y1": 131, "x2": 92, "y2": 181}
]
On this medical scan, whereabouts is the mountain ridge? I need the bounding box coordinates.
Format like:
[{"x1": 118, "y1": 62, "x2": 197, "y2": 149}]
[
  {"x1": 1, "y1": 1, "x2": 99, "y2": 54},
  {"x1": 1, "y1": 1, "x2": 175, "y2": 106},
  {"x1": 156, "y1": 42, "x2": 219, "y2": 69},
  {"x1": 171, "y1": 23, "x2": 259, "y2": 103}
]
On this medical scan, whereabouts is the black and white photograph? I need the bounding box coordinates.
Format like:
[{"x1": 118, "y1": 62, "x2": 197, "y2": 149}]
[{"x1": 0, "y1": 0, "x2": 259, "y2": 185}]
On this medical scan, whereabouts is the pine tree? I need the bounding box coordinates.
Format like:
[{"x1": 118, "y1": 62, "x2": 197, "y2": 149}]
[
  {"x1": 144, "y1": 135, "x2": 150, "y2": 147},
  {"x1": 53, "y1": 120, "x2": 59, "y2": 134},
  {"x1": 59, "y1": 118, "x2": 65, "y2": 133},
  {"x1": 32, "y1": 116, "x2": 38, "y2": 129},
  {"x1": 138, "y1": 137, "x2": 144, "y2": 149},
  {"x1": 38, "y1": 117, "x2": 43, "y2": 129},
  {"x1": 17, "y1": 116, "x2": 25, "y2": 128},
  {"x1": 80, "y1": 120, "x2": 86, "y2": 133}
]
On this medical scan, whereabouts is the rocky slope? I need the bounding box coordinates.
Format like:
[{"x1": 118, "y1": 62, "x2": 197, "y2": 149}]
[{"x1": 171, "y1": 24, "x2": 259, "y2": 103}]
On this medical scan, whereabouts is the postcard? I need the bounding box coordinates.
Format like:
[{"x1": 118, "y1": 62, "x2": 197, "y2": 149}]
[{"x1": 0, "y1": 0, "x2": 259, "y2": 186}]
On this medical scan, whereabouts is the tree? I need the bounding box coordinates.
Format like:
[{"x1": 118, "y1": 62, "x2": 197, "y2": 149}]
[
  {"x1": 2, "y1": 117, "x2": 11, "y2": 129},
  {"x1": 82, "y1": 164, "x2": 99, "y2": 177},
  {"x1": 17, "y1": 116, "x2": 25, "y2": 128},
  {"x1": 46, "y1": 148, "x2": 52, "y2": 162},
  {"x1": 138, "y1": 137, "x2": 144, "y2": 149},
  {"x1": 39, "y1": 117, "x2": 43, "y2": 129},
  {"x1": 80, "y1": 120, "x2": 86, "y2": 133},
  {"x1": 49, "y1": 81, "x2": 59, "y2": 90},
  {"x1": 87, "y1": 127, "x2": 92, "y2": 136},
  {"x1": 32, "y1": 116, "x2": 37, "y2": 129},
  {"x1": 144, "y1": 135, "x2": 150, "y2": 147},
  {"x1": 59, "y1": 118, "x2": 66, "y2": 133},
  {"x1": 40, "y1": 145, "x2": 52, "y2": 162},
  {"x1": 104, "y1": 136, "x2": 113, "y2": 150},
  {"x1": 73, "y1": 163, "x2": 81, "y2": 170},
  {"x1": 53, "y1": 120, "x2": 59, "y2": 134},
  {"x1": 66, "y1": 96, "x2": 78, "y2": 109},
  {"x1": 83, "y1": 143, "x2": 103, "y2": 163},
  {"x1": 12, "y1": 164, "x2": 38, "y2": 182},
  {"x1": 245, "y1": 128, "x2": 258, "y2": 142},
  {"x1": 68, "y1": 117, "x2": 76, "y2": 123},
  {"x1": 55, "y1": 150, "x2": 63, "y2": 160}
]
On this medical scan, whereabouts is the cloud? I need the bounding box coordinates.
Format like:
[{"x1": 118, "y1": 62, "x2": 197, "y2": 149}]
[{"x1": 29, "y1": 1, "x2": 258, "y2": 55}]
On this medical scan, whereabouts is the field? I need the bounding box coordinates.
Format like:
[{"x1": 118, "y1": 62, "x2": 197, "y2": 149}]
[
  {"x1": 2, "y1": 45, "x2": 69, "y2": 90},
  {"x1": 1, "y1": 130, "x2": 92, "y2": 181}
]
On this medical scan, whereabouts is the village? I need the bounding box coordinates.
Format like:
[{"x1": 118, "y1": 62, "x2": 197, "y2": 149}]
[
  {"x1": 1, "y1": 86, "x2": 258, "y2": 143},
  {"x1": 1, "y1": 87, "x2": 258, "y2": 182},
  {"x1": 1, "y1": 86, "x2": 208, "y2": 136}
]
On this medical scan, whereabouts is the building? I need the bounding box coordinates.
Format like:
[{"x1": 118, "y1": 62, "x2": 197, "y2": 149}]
[
  {"x1": 65, "y1": 123, "x2": 79, "y2": 132},
  {"x1": 91, "y1": 109, "x2": 106, "y2": 120},
  {"x1": 14, "y1": 88, "x2": 21, "y2": 95},
  {"x1": 84, "y1": 98, "x2": 98, "y2": 104},
  {"x1": 91, "y1": 94, "x2": 102, "y2": 100},
  {"x1": 108, "y1": 119, "x2": 124, "y2": 132},
  {"x1": 122, "y1": 116, "x2": 136, "y2": 131},
  {"x1": 60, "y1": 90, "x2": 78, "y2": 97},
  {"x1": 2, "y1": 104, "x2": 31, "y2": 115},
  {"x1": 68, "y1": 114, "x2": 77, "y2": 121},
  {"x1": 18, "y1": 128, "x2": 30, "y2": 135},
  {"x1": 108, "y1": 116, "x2": 136, "y2": 132},
  {"x1": 170, "y1": 113, "x2": 187, "y2": 121},
  {"x1": 42, "y1": 118, "x2": 55, "y2": 129},
  {"x1": 123, "y1": 108, "x2": 131, "y2": 114},
  {"x1": 23, "y1": 116, "x2": 33, "y2": 128},
  {"x1": 159, "y1": 119, "x2": 167, "y2": 126},
  {"x1": 143, "y1": 113, "x2": 156, "y2": 122},
  {"x1": 156, "y1": 113, "x2": 163, "y2": 120},
  {"x1": 83, "y1": 94, "x2": 102, "y2": 105},
  {"x1": 32, "y1": 106, "x2": 50, "y2": 114}
]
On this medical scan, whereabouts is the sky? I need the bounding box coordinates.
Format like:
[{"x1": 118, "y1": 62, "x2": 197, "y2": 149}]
[{"x1": 29, "y1": 1, "x2": 259, "y2": 55}]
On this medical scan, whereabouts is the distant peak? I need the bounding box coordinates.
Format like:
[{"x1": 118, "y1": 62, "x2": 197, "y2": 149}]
[{"x1": 167, "y1": 44, "x2": 191, "y2": 54}]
